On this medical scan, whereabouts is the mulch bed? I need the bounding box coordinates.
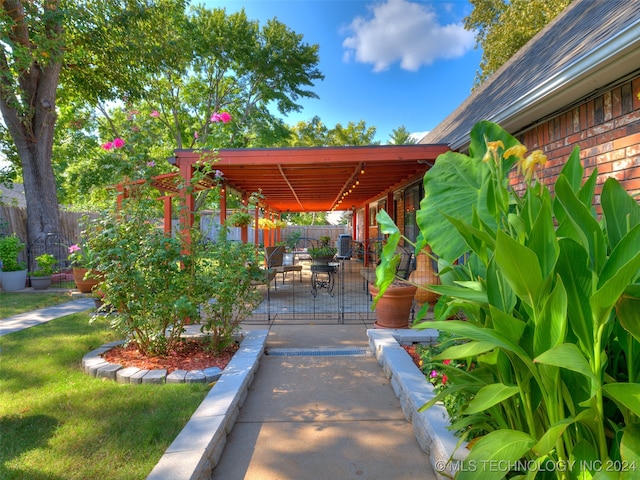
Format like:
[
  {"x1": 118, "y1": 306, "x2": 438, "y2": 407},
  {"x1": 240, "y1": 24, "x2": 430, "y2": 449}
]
[
  {"x1": 403, "y1": 344, "x2": 423, "y2": 370},
  {"x1": 102, "y1": 339, "x2": 238, "y2": 374}
]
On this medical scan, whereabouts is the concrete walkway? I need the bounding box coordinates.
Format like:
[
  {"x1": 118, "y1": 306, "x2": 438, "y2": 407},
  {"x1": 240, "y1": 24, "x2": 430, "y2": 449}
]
[
  {"x1": 210, "y1": 322, "x2": 437, "y2": 480},
  {"x1": 0, "y1": 297, "x2": 94, "y2": 337},
  {"x1": 1, "y1": 296, "x2": 438, "y2": 479}
]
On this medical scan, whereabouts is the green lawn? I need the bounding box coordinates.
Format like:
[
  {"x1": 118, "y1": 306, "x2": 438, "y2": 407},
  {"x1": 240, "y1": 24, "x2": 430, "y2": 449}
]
[
  {"x1": 0, "y1": 312, "x2": 210, "y2": 480},
  {"x1": 0, "y1": 292, "x2": 75, "y2": 318}
]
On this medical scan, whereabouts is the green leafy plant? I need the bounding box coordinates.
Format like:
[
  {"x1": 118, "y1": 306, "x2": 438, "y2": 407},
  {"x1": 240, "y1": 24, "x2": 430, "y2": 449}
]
[
  {"x1": 31, "y1": 253, "x2": 57, "y2": 277},
  {"x1": 308, "y1": 245, "x2": 337, "y2": 259},
  {"x1": 226, "y1": 210, "x2": 253, "y2": 227},
  {"x1": 0, "y1": 234, "x2": 26, "y2": 272},
  {"x1": 376, "y1": 121, "x2": 640, "y2": 478}
]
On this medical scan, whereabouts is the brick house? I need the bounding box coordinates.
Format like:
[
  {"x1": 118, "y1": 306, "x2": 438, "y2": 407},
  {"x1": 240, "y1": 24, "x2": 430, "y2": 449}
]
[{"x1": 421, "y1": 0, "x2": 640, "y2": 203}]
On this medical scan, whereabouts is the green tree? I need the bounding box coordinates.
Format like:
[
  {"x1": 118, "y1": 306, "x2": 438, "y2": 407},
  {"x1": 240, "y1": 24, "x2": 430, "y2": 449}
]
[
  {"x1": 328, "y1": 120, "x2": 379, "y2": 146},
  {"x1": 465, "y1": 0, "x2": 572, "y2": 85},
  {"x1": 55, "y1": 5, "x2": 323, "y2": 209},
  {"x1": 286, "y1": 116, "x2": 329, "y2": 146},
  {"x1": 0, "y1": 0, "x2": 187, "y2": 244},
  {"x1": 388, "y1": 125, "x2": 417, "y2": 145}
]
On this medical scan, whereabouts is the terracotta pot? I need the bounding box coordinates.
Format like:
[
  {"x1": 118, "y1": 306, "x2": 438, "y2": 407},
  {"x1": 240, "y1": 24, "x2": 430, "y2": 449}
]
[
  {"x1": 369, "y1": 283, "x2": 417, "y2": 329},
  {"x1": 73, "y1": 267, "x2": 102, "y2": 293},
  {"x1": 409, "y1": 248, "x2": 440, "y2": 307}
]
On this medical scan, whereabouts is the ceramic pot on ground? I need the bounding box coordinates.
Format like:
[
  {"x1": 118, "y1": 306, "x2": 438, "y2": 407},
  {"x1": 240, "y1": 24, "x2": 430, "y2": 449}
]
[
  {"x1": 30, "y1": 276, "x2": 52, "y2": 290},
  {"x1": 409, "y1": 248, "x2": 440, "y2": 309},
  {"x1": 1, "y1": 269, "x2": 28, "y2": 292},
  {"x1": 73, "y1": 268, "x2": 101, "y2": 293},
  {"x1": 368, "y1": 283, "x2": 417, "y2": 329}
]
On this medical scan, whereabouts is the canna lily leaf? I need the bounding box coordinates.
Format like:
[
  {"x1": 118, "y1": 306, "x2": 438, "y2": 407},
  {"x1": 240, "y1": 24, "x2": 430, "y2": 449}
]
[
  {"x1": 433, "y1": 341, "x2": 497, "y2": 360},
  {"x1": 489, "y1": 305, "x2": 525, "y2": 344},
  {"x1": 534, "y1": 344, "x2": 597, "y2": 388},
  {"x1": 494, "y1": 230, "x2": 544, "y2": 309},
  {"x1": 602, "y1": 383, "x2": 640, "y2": 417},
  {"x1": 556, "y1": 238, "x2": 593, "y2": 353},
  {"x1": 419, "y1": 150, "x2": 492, "y2": 263},
  {"x1": 527, "y1": 196, "x2": 559, "y2": 279},
  {"x1": 457, "y1": 430, "x2": 535, "y2": 480},
  {"x1": 617, "y1": 293, "x2": 640, "y2": 343},
  {"x1": 533, "y1": 276, "x2": 567, "y2": 356},
  {"x1": 620, "y1": 424, "x2": 640, "y2": 480},
  {"x1": 601, "y1": 177, "x2": 640, "y2": 250},
  {"x1": 555, "y1": 174, "x2": 606, "y2": 275},
  {"x1": 464, "y1": 383, "x2": 520, "y2": 415},
  {"x1": 532, "y1": 411, "x2": 591, "y2": 457}
]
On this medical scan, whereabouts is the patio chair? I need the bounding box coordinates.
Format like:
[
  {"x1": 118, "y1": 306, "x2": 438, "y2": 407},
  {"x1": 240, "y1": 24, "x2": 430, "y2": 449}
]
[{"x1": 265, "y1": 245, "x2": 303, "y2": 288}]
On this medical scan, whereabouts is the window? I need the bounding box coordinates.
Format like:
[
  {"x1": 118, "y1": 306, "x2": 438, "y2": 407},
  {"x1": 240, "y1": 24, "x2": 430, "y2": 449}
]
[{"x1": 404, "y1": 183, "x2": 422, "y2": 243}]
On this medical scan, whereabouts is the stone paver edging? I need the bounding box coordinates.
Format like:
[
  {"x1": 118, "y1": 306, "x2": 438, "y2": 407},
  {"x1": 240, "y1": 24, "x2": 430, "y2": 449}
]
[
  {"x1": 368, "y1": 328, "x2": 469, "y2": 480},
  {"x1": 146, "y1": 330, "x2": 268, "y2": 480},
  {"x1": 82, "y1": 339, "x2": 227, "y2": 385}
]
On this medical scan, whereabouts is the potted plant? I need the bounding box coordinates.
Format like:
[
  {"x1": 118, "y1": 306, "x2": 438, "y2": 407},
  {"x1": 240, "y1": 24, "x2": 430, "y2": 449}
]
[
  {"x1": 226, "y1": 210, "x2": 253, "y2": 228},
  {"x1": 368, "y1": 280, "x2": 417, "y2": 329},
  {"x1": 308, "y1": 244, "x2": 337, "y2": 265},
  {"x1": 0, "y1": 234, "x2": 27, "y2": 292},
  {"x1": 29, "y1": 253, "x2": 57, "y2": 290},
  {"x1": 68, "y1": 242, "x2": 101, "y2": 293}
]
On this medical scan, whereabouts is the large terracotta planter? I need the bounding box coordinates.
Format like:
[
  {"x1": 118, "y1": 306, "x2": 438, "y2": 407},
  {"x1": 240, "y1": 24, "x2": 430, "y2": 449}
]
[
  {"x1": 409, "y1": 248, "x2": 440, "y2": 308},
  {"x1": 73, "y1": 268, "x2": 101, "y2": 293},
  {"x1": 369, "y1": 283, "x2": 417, "y2": 329}
]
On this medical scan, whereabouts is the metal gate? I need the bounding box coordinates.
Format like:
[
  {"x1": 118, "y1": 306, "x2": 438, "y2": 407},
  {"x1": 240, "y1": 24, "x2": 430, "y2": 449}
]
[{"x1": 245, "y1": 257, "x2": 376, "y2": 325}]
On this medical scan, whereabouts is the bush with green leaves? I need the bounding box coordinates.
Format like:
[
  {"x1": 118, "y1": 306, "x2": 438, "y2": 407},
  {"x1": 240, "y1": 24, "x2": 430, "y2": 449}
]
[
  {"x1": 376, "y1": 121, "x2": 640, "y2": 478},
  {"x1": 85, "y1": 195, "x2": 263, "y2": 356}
]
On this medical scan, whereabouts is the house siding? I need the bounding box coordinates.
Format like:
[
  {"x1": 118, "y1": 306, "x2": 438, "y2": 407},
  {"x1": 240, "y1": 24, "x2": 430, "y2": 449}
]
[{"x1": 511, "y1": 74, "x2": 640, "y2": 206}]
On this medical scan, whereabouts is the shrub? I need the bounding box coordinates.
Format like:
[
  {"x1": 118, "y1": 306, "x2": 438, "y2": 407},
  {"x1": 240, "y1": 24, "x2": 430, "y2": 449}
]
[{"x1": 85, "y1": 195, "x2": 262, "y2": 356}]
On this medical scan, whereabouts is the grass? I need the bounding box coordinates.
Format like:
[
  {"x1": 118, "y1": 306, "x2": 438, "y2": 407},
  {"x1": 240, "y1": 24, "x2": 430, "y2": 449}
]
[
  {"x1": 0, "y1": 312, "x2": 211, "y2": 480},
  {"x1": 0, "y1": 292, "x2": 75, "y2": 318}
]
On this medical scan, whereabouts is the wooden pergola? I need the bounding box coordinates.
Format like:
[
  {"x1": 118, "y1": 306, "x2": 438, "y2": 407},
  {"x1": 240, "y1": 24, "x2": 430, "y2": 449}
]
[{"x1": 134, "y1": 143, "x2": 450, "y2": 246}]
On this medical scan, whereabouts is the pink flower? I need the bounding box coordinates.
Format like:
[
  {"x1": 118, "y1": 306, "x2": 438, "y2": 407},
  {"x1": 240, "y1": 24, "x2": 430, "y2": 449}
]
[
  {"x1": 194, "y1": 131, "x2": 199, "y2": 139},
  {"x1": 147, "y1": 161, "x2": 155, "y2": 167},
  {"x1": 430, "y1": 370, "x2": 438, "y2": 378},
  {"x1": 101, "y1": 142, "x2": 114, "y2": 151},
  {"x1": 113, "y1": 138, "x2": 125, "y2": 148},
  {"x1": 68, "y1": 244, "x2": 81, "y2": 253},
  {"x1": 150, "y1": 110, "x2": 160, "y2": 117},
  {"x1": 210, "y1": 111, "x2": 232, "y2": 123}
]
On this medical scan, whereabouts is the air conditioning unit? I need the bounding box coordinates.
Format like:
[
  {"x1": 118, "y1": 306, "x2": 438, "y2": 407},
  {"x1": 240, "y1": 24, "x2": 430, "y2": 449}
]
[{"x1": 336, "y1": 234, "x2": 352, "y2": 259}]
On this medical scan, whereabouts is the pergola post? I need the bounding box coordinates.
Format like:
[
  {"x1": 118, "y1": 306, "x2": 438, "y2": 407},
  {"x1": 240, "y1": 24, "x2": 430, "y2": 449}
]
[
  {"x1": 363, "y1": 204, "x2": 371, "y2": 267},
  {"x1": 178, "y1": 162, "x2": 195, "y2": 249},
  {"x1": 162, "y1": 196, "x2": 173, "y2": 235},
  {"x1": 220, "y1": 183, "x2": 227, "y2": 228},
  {"x1": 254, "y1": 207, "x2": 260, "y2": 246},
  {"x1": 241, "y1": 193, "x2": 249, "y2": 244}
]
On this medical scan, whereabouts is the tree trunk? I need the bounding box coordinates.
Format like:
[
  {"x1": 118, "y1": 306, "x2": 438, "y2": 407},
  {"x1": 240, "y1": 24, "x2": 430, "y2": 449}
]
[{"x1": 0, "y1": 1, "x2": 63, "y2": 247}]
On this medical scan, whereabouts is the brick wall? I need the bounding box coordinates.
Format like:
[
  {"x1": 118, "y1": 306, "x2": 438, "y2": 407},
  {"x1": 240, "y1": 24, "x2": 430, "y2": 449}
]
[{"x1": 512, "y1": 75, "x2": 640, "y2": 205}]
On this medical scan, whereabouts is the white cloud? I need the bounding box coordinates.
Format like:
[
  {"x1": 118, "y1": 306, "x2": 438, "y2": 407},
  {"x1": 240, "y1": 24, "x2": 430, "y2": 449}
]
[
  {"x1": 342, "y1": 0, "x2": 475, "y2": 72},
  {"x1": 410, "y1": 131, "x2": 429, "y2": 142}
]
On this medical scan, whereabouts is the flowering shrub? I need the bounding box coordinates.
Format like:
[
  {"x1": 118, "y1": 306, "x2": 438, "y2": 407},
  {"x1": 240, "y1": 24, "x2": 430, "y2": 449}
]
[{"x1": 85, "y1": 195, "x2": 263, "y2": 356}]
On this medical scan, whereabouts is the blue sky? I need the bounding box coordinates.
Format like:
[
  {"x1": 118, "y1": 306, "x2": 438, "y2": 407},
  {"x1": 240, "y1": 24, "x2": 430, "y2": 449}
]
[{"x1": 207, "y1": 0, "x2": 482, "y2": 144}]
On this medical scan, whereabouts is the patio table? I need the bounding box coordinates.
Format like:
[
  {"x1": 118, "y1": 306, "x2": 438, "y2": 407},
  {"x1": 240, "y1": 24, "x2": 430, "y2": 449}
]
[{"x1": 310, "y1": 262, "x2": 339, "y2": 297}]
